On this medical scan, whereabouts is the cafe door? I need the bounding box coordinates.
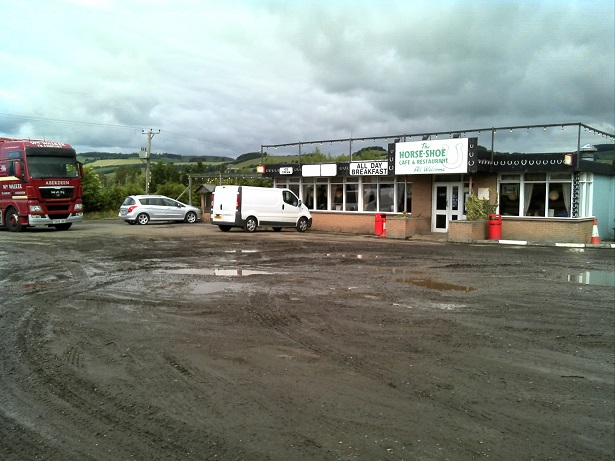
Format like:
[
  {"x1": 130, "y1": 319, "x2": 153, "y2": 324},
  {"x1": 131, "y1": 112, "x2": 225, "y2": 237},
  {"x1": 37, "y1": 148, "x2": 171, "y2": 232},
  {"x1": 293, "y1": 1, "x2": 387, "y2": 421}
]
[{"x1": 432, "y1": 183, "x2": 464, "y2": 232}]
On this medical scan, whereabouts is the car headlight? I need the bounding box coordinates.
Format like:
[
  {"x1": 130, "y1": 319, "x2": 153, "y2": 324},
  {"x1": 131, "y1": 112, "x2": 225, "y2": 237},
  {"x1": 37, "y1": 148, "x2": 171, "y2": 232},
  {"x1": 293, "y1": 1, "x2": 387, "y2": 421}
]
[
  {"x1": 74, "y1": 203, "x2": 83, "y2": 211},
  {"x1": 29, "y1": 205, "x2": 43, "y2": 212}
]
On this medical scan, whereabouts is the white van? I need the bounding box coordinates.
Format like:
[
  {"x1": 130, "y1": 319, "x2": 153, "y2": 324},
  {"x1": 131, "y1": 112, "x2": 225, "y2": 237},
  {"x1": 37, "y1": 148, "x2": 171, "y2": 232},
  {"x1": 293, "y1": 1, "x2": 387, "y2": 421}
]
[{"x1": 210, "y1": 185, "x2": 312, "y2": 232}]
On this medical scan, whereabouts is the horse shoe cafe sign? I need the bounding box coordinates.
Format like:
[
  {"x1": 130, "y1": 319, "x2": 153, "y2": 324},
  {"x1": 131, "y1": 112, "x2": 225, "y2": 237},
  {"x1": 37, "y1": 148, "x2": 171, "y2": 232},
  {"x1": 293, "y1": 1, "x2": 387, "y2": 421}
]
[{"x1": 395, "y1": 138, "x2": 470, "y2": 174}]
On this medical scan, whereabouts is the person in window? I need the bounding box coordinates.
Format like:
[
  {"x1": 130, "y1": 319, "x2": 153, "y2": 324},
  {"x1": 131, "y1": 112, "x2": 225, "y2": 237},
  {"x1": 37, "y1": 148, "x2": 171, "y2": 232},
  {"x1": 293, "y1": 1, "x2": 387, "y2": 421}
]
[
  {"x1": 317, "y1": 189, "x2": 327, "y2": 209},
  {"x1": 530, "y1": 200, "x2": 545, "y2": 216},
  {"x1": 364, "y1": 191, "x2": 377, "y2": 211},
  {"x1": 333, "y1": 188, "x2": 343, "y2": 210},
  {"x1": 305, "y1": 190, "x2": 314, "y2": 209}
]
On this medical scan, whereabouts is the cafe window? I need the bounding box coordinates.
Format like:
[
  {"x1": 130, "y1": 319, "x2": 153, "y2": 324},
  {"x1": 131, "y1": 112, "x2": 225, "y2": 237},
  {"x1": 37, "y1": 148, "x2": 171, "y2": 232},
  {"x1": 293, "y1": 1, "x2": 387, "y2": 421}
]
[
  {"x1": 379, "y1": 181, "x2": 395, "y2": 212},
  {"x1": 331, "y1": 181, "x2": 343, "y2": 210},
  {"x1": 397, "y1": 181, "x2": 412, "y2": 213},
  {"x1": 316, "y1": 179, "x2": 328, "y2": 210},
  {"x1": 283, "y1": 175, "x2": 411, "y2": 213},
  {"x1": 578, "y1": 173, "x2": 593, "y2": 217},
  {"x1": 362, "y1": 177, "x2": 378, "y2": 211},
  {"x1": 302, "y1": 181, "x2": 315, "y2": 210},
  {"x1": 345, "y1": 180, "x2": 359, "y2": 211},
  {"x1": 499, "y1": 182, "x2": 520, "y2": 216},
  {"x1": 498, "y1": 173, "x2": 572, "y2": 217}
]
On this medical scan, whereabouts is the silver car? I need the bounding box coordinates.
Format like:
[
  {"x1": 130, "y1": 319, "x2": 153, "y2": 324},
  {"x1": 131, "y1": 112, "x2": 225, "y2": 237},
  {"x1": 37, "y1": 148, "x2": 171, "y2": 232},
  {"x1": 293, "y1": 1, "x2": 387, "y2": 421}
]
[{"x1": 118, "y1": 195, "x2": 202, "y2": 225}]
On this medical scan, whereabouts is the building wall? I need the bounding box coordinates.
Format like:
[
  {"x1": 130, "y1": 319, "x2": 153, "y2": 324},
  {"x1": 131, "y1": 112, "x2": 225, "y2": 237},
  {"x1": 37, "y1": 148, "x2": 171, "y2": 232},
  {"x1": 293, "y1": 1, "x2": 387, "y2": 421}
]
[
  {"x1": 593, "y1": 175, "x2": 615, "y2": 240},
  {"x1": 310, "y1": 212, "x2": 377, "y2": 234},
  {"x1": 408, "y1": 175, "x2": 432, "y2": 217},
  {"x1": 501, "y1": 217, "x2": 594, "y2": 243},
  {"x1": 472, "y1": 175, "x2": 498, "y2": 205}
]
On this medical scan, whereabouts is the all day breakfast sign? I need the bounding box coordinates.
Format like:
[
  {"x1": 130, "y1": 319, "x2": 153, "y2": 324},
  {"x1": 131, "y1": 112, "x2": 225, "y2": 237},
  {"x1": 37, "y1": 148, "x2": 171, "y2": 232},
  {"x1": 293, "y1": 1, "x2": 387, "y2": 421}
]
[{"x1": 395, "y1": 138, "x2": 469, "y2": 175}]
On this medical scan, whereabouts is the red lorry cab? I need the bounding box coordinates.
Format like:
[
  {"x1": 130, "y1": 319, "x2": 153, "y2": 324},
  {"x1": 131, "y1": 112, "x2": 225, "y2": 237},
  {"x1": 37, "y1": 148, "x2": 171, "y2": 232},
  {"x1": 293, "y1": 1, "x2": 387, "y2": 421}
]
[{"x1": 0, "y1": 137, "x2": 84, "y2": 232}]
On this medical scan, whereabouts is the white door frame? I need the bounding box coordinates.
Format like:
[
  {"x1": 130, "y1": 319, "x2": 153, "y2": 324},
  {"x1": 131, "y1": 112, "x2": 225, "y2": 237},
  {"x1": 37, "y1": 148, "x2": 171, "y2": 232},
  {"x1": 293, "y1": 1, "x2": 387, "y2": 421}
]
[{"x1": 432, "y1": 182, "x2": 465, "y2": 232}]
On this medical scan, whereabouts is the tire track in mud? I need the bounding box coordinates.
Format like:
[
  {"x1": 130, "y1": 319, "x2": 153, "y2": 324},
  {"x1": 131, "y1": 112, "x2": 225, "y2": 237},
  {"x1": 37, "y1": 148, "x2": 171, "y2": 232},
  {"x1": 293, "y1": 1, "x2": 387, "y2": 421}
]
[
  {"x1": 0, "y1": 246, "x2": 231, "y2": 460},
  {"x1": 231, "y1": 269, "x2": 569, "y2": 460},
  {"x1": 228, "y1": 282, "x2": 437, "y2": 457}
]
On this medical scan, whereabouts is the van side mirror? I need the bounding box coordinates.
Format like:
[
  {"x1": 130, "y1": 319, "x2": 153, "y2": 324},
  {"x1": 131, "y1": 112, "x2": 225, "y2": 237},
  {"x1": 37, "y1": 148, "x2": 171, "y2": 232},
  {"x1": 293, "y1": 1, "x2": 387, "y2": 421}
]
[{"x1": 298, "y1": 200, "x2": 302, "y2": 207}]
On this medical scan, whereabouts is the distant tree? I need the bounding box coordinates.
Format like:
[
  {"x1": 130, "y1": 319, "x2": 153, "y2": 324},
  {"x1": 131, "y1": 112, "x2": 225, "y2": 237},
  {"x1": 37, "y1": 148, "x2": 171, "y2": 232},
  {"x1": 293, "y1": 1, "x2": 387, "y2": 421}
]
[
  {"x1": 103, "y1": 183, "x2": 144, "y2": 210},
  {"x1": 304, "y1": 147, "x2": 332, "y2": 163},
  {"x1": 150, "y1": 162, "x2": 180, "y2": 190},
  {"x1": 234, "y1": 152, "x2": 262, "y2": 163},
  {"x1": 81, "y1": 166, "x2": 105, "y2": 212},
  {"x1": 155, "y1": 182, "x2": 187, "y2": 199},
  {"x1": 114, "y1": 166, "x2": 142, "y2": 185}
]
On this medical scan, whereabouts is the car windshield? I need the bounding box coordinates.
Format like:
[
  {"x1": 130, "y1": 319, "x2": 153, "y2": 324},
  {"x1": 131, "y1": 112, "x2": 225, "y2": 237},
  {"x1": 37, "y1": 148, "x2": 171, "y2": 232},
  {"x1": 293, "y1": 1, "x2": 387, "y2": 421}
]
[{"x1": 26, "y1": 148, "x2": 79, "y2": 179}]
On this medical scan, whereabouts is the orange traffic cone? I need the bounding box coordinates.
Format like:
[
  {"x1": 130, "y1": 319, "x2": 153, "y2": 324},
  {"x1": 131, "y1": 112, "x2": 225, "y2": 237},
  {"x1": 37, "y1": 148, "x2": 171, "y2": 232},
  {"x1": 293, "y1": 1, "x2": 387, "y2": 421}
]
[{"x1": 591, "y1": 219, "x2": 600, "y2": 244}]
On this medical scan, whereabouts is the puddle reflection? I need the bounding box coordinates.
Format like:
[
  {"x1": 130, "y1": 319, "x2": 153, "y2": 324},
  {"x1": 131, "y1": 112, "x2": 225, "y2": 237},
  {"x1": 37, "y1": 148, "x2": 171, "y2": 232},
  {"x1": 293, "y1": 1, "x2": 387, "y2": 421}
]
[
  {"x1": 567, "y1": 271, "x2": 615, "y2": 287},
  {"x1": 214, "y1": 268, "x2": 272, "y2": 276},
  {"x1": 395, "y1": 277, "x2": 475, "y2": 292},
  {"x1": 159, "y1": 268, "x2": 279, "y2": 276}
]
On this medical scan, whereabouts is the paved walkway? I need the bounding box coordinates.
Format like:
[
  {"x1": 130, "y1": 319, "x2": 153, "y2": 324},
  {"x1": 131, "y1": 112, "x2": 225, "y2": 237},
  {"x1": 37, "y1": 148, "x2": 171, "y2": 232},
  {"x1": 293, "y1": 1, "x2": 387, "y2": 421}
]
[{"x1": 396, "y1": 232, "x2": 615, "y2": 249}]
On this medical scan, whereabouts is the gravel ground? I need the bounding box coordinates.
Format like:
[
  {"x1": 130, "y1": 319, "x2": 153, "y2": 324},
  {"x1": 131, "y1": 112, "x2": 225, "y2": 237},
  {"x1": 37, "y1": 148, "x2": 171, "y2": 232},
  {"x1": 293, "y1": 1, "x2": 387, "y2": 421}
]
[{"x1": 1, "y1": 220, "x2": 613, "y2": 461}]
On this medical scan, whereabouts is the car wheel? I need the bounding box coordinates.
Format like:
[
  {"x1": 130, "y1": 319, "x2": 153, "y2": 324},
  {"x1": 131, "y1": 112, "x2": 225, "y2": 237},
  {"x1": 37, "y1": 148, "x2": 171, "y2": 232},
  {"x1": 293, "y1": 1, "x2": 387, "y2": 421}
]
[
  {"x1": 4, "y1": 207, "x2": 24, "y2": 232},
  {"x1": 244, "y1": 216, "x2": 257, "y2": 232},
  {"x1": 185, "y1": 211, "x2": 197, "y2": 224},
  {"x1": 272, "y1": 227, "x2": 282, "y2": 232},
  {"x1": 218, "y1": 225, "x2": 231, "y2": 232},
  {"x1": 296, "y1": 217, "x2": 309, "y2": 233},
  {"x1": 136, "y1": 213, "x2": 150, "y2": 225}
]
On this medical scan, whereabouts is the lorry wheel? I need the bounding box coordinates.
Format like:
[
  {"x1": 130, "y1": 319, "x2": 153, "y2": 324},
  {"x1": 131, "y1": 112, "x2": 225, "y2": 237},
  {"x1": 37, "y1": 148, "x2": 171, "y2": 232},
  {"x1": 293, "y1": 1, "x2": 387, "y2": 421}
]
[
  {"x1": 244, "y1": 216, "x2": 258, "y2": 232},
  {"x1": 136, "y1": 213, "x2": 150, "y2": 225},
  {"x1": 5, "y1": 207, "x2": 24, "y2": 232},
  {"x1": 296, "y1": 217, "x2": 309, "y2": 233},
  {"x1": 218, "y1": 225, "x2": 231, "y2": 232},
  {"x1": 54, "y1": 223, "x2": 72, "y2": 231},
  {"x1": 185, "y1": 211, "x2": 197, "y2": 224}
]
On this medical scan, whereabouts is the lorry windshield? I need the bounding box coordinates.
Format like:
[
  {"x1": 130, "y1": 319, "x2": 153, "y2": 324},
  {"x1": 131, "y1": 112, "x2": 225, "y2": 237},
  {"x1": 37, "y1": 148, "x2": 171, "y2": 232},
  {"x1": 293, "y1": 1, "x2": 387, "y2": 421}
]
[{"x1": 26, "y1": 148, "x2": 80, "y2": 179}]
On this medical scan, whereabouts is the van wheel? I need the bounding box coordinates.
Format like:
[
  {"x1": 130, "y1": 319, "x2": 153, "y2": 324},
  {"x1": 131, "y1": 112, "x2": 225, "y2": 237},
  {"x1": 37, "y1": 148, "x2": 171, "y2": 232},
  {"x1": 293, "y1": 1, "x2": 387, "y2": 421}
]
[
  {"x1": 272, "y1": 227, "x2": 282, "y2": 232},
  {"x1": 296, "y1": 217, "x2": 309, "y2": 233},
  {"x1": 218, "y1": 225, "x2": 231, "y2": 232},
  {"x1": 244, "y1": 216, "x2": 258, "y2": 232}
]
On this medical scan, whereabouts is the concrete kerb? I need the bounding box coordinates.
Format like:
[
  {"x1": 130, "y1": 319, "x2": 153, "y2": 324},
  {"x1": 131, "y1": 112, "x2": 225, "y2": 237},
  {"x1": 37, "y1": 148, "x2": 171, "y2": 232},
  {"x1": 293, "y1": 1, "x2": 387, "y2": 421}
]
[{"x1": 472, "y1": 239, "x2": 615, "y2": 249}]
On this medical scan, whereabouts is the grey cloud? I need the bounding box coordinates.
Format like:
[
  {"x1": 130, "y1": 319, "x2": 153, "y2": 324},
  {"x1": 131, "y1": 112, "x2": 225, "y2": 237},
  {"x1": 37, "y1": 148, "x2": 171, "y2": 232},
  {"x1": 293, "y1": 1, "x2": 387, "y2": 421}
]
[{"x1": 0, "y1": 0, "x2": 612, "y2": 157}]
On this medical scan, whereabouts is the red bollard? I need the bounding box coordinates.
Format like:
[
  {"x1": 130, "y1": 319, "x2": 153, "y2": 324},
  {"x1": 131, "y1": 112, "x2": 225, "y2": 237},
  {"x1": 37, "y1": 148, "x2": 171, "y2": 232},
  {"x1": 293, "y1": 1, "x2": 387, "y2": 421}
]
[
  {"x1": 488, "y1": 214, "x2": 502, "y2": 240},
  {"x1": 375, "y1": 213, "x2": 383, "y2": 236},
  {"x1": 375, "y1": 213, "x2": 386, "y2": 237}
]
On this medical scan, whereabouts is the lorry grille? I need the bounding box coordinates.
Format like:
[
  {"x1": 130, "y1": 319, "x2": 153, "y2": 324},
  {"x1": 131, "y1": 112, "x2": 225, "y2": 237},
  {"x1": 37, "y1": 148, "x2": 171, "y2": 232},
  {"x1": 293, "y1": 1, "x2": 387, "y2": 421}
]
[
  {"x1": 40, "y1": 186, "x2": 74, "y2": 199},
  {"x1": 47, "y1": 205, "x2": 70, "y2": 211}
]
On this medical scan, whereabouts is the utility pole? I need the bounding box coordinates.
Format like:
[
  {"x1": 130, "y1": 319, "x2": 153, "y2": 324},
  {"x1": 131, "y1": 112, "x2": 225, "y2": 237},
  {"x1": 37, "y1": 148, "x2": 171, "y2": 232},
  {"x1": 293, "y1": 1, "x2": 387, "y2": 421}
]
[{"x1": 142, "y1": 129, "x2": 160, "y2": 193}]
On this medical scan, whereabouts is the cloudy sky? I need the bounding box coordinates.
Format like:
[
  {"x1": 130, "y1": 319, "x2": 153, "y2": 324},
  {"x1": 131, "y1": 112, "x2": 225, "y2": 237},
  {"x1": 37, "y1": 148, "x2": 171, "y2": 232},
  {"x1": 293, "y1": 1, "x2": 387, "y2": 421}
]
[{"x1": 1, "y1": 0, "x2": 613, "y2": 158}]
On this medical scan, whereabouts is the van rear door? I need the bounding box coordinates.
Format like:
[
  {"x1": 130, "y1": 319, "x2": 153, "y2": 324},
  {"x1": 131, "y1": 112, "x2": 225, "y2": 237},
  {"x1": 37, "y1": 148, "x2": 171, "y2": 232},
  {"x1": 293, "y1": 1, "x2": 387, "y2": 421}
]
[{"x1": 211, "y1": 186, "x2": 240, "y2": 225}]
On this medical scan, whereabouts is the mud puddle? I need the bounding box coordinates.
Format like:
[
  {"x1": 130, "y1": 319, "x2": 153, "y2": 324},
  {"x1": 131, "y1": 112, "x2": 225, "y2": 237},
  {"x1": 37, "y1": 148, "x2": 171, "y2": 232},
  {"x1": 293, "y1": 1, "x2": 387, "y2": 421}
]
[
  {"x1": 567, "y1": 270, "x2": 615, "y2": 287},
  {"x1": 395, "y1": 277, "x2": 475, "y2": 292}
]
